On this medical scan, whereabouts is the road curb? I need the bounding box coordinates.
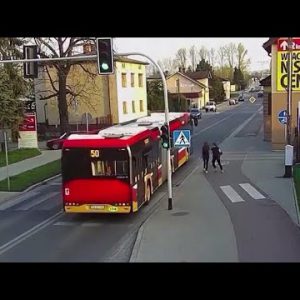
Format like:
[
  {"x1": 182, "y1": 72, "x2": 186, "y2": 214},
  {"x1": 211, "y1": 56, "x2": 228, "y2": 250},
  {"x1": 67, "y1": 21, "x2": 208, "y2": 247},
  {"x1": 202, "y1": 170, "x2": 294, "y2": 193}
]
[
  {"x1": 129, "y1": 223, "x2": 145, "y2": 262},
  {"x1": 291, "y1": 181, "x2": 300, "y2": 226},
  {"x1": 24, "y1": 174, "x2": 61, "y2": 192}
]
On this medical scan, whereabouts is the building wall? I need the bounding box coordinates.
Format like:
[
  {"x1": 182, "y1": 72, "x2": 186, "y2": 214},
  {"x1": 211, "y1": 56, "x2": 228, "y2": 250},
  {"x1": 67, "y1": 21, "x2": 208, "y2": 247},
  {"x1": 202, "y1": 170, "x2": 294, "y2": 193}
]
[
  {"x1": 263, "y1": 86, "x2": 272, "y2": 142},
  {"x1": 34, "y1": 63, "x2": 110, "y2": 126},
  {"x1": 270, "y1": 43, "x2": 300, "y2": 150},
  {"x1": 223, "y1": 81, "x2": 231, "y2": 99},
  {"x1": 197, "y1": 78, "x2": 209, "y2": 102},
  {"x1": 115, "y1": 61, "x2": 147, "y2": 123},
  {"x1": 166, "y1": 74, "x2": 203, "y2": 109}
]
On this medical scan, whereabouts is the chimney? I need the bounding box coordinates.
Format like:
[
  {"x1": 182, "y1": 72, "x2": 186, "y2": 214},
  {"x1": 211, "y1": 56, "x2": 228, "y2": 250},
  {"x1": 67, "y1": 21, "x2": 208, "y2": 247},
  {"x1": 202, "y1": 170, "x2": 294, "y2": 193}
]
[
  {"x1": 179, "y1": 67, "x2": 182, "y2": 73},
  {"x1": 182, "y1": 67, "x2": 186, "y2": 73},
  {"x1": 83, "y1": 42, "x2": 96, "y2": 54}
]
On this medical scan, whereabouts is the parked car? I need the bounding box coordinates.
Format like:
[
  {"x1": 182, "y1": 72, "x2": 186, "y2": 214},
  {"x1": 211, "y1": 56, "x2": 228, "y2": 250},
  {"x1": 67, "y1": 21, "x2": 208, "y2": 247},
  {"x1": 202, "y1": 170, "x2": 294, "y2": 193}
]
[
  {"x1": 46, "y1": 130, "x2": 100, "y2": 150},
  {"x1": 258, "y1": 91, "x2": 264, "y2": 97},
  {"x1": 229, "y1": 99, "x2": 237, "y2": 105},
  {"x1": 238, "y1": 94, "x2": 245, "y2": 101},
  {"x1": 205, "y1": 101, "x2": 217, "y2": 112},
  {"x1": 190, "y1": 108, "x2": 202, "y2": 119}
]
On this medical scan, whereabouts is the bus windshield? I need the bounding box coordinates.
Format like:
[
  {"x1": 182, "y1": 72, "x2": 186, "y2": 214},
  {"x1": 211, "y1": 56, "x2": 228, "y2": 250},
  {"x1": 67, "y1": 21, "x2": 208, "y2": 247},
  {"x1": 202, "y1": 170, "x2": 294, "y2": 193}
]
[{"x1": 62, "y1": 148, "x2": 129, "y2": 181}]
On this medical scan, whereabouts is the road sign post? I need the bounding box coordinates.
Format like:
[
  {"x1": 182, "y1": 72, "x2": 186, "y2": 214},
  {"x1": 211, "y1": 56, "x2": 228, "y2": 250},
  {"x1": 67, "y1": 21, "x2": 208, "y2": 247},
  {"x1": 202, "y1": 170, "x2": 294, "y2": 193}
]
[{"x1": 284, "y1": 38, "x2": 294, "y2": 178}]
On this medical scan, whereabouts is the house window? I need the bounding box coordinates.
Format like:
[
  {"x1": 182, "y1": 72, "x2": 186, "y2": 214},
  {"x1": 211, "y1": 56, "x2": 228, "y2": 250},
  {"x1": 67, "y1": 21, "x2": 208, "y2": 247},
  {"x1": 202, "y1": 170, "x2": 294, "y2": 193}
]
[
  {"x1": 123, "y1": 101, "x2": 127, "y2": 114},
  {"x1": 122, "y1": 73, "x2": 127, "y2": 88},
  {"x1": 138, "y1": 65, "x2": 141, "y2": 70},
  {"x1": 132, "y1": 100, "x2": 136, "y2": 113},
  {"x1": 131, "y1": 73, "x2": 135, "y2": 87},
  {"x1": 138, "y1": 73, "x2": 143, "y2": 87},
  {"x1": 139, "y1": 100, "x2": 144, "y2": 112},
  {"x1": 122, "y1": 63, "x2": 125, "y2": 68}
]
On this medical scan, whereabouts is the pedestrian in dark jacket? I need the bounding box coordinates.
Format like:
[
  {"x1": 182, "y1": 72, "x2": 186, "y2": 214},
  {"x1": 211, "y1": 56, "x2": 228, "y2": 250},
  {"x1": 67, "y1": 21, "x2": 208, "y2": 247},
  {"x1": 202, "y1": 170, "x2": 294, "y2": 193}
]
[
  {"x1": 211, "y1": 142, "x2": 223, "y2": 173},
  {"x1": 202, "y1": 142, "x2": 210, "y2": 173}
]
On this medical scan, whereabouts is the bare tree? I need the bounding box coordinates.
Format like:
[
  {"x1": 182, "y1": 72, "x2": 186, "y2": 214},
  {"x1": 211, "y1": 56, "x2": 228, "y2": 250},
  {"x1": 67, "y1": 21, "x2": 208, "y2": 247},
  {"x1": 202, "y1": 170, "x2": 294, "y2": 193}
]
[
  {"x1": 189, "y1": 45, "x2": 197, "y2": 71},
  {"x1": 33, "y1": 38, "x2": 99, "y2": 133},
  {"x1": 209, "y1": 48, "x2": 216, "y2": 68},
  {"x1": 198, "y1": 46, "x2": 208, "y2": 61},
  {"x1": 224, "y1": 43, "x2": 237, "y2": 69},
  {"x1": 176, "y1": 48, "x2": 187, "y2": 70},
  {"x1": 236, "y1": 42, "x2": 251, "y2": 73},
  {"x1": 158, "y1": 57, "x2": 178, "y2": 74},
  {"x1": 217, "y1": 46, "x2": 226, "y2": 69},
  {"x1": 224, "y1": 43, "x2": 237, "y2": 79}
]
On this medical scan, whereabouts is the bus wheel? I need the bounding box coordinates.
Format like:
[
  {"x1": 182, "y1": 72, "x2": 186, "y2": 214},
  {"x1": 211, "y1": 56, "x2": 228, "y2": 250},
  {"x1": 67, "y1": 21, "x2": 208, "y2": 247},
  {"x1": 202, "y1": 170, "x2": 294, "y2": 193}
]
[{"x1": 145, "y1": 183, "x2": 151, "y2": 205}]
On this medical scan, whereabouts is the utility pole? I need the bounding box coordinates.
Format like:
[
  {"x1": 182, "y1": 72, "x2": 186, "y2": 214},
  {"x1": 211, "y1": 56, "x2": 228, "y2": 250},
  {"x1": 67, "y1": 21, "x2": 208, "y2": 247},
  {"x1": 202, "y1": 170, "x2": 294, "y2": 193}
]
[{"x1": 284, "y1": 37, "x2": 294, "y2": 178}]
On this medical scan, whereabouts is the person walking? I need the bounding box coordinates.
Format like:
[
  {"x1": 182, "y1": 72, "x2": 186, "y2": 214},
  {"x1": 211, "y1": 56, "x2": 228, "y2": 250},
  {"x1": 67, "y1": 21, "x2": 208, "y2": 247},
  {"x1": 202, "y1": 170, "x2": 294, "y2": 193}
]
[
  {"x1": 202, "y1": 142, "x2": 210, "y2": 174},
  {"x1": 211, "y1": 142, "x2": 223, "y2": 173}
]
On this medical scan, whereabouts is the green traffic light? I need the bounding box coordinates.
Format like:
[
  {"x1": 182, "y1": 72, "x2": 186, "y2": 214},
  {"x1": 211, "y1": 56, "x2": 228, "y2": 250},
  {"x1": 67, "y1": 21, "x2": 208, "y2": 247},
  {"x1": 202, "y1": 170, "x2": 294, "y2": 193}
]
[
  {"x1": 101, "y1": 62, "x2": 109, "y2": 71},
  {"x1": 162, "y1": 142, "x2": 169, "y2": 149}
]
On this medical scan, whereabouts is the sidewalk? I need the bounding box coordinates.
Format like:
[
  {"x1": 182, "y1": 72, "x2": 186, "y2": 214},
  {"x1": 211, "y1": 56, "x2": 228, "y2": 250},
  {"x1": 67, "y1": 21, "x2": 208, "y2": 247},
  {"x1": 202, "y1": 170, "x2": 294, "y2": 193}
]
[
  {"x1": 130, "y1": 116, "x2": 300, "y2": 262},
  {"x1": 0, "y1": 149, "x2": 61, "y2": 203},
  {"x1": 130, "y1": 165, "x2": 239, "y2": 262}
]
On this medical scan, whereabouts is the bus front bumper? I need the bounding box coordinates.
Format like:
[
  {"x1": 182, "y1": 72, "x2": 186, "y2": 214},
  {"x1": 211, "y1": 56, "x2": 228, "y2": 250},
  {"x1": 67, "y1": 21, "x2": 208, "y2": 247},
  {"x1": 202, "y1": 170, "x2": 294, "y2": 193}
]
[{"x1": 64, "y1": 204, "x2": 131, "y2": 213}]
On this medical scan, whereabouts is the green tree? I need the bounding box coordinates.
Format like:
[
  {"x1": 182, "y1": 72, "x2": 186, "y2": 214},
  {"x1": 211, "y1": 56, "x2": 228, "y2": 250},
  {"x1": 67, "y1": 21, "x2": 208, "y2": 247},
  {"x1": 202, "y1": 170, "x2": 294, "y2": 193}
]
[
  {"x1": 233, "y1": 67, "x2": 246, "y2": 90},
  {"x1": 0, "y1": 68, "x2": 24, "y2": 134},
  {"x1": 147, "y1": 80, "x2": 164, "y2": 111},
  {"x1": 0, "y1": 38, "x2": 29, "y2": 145},
  {"x1": 210, "y1": 77, "x2": 225, "y2": 103}
]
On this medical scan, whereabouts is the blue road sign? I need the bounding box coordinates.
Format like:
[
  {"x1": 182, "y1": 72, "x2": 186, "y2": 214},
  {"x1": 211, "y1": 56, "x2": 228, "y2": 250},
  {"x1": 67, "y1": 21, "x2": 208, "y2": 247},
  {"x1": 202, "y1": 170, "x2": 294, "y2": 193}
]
[
  {"x1": 278, "y1": 110, "x2": 288, "y2": 125},
  {"x1": 173, "y1": 130, "x2": 191, "y2": 147}
]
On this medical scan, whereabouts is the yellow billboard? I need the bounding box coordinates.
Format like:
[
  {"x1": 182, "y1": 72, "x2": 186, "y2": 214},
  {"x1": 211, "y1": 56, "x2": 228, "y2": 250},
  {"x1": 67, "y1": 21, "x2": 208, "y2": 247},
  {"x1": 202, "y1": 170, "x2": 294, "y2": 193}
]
[{"x1": 277, "y1": 51, "x2": 300, "y2": 91}]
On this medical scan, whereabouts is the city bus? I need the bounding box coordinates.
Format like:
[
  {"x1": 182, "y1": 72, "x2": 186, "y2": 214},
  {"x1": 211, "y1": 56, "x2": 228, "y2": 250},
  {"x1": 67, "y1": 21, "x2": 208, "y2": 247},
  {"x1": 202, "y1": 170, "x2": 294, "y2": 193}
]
[{"x1": 61, "y1": 112, "x2": 192, "y2": 214}]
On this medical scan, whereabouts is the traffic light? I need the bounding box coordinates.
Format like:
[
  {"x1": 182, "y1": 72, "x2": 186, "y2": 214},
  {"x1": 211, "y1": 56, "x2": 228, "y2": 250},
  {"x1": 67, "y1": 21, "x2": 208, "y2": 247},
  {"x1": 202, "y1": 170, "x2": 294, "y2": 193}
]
[
  {"x1": 160, "y1": 124, "x2": 170, "y2": 149},
  {"x1": 96, "y1": 38, "x2": 114, "y2": 75},
  {"x1": 23, "y1": 45, "x2": 38, "y2": 78}
]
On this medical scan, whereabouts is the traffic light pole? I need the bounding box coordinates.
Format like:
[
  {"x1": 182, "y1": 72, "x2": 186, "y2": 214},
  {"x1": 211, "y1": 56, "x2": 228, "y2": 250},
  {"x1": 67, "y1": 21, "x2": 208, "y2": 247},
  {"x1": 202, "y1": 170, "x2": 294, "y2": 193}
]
[{"x1": 0, "y1": 50, "x2": 174, "y2": 210}]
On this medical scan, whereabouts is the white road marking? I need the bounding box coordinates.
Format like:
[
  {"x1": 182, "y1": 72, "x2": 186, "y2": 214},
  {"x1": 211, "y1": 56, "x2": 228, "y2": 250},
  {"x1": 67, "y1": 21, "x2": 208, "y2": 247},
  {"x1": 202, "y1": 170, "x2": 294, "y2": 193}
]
[
  {"x1": 53, "y1": 221, "x2": 102, "y2": 227},
  {"x1": 239, "y1": 183, "x2": 265, "y2": 200},
  {"x1": 0, "y1": 191, "x2": 38, "y2": 210},
  {"x1": 0, "y1": 211, "x2": 63, "y2": 256},
  {"x1": 220, "y1": 185, "x2": 245, "y2": 203},
  {"x1": 17, "y1": 192, "x2": 59, "y2": 211}
]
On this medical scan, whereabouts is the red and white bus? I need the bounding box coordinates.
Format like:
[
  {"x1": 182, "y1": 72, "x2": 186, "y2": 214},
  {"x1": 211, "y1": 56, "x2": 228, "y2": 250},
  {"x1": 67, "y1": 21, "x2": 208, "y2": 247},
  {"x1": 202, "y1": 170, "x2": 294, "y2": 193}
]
[{"x1": 61, "y1": 112, "x2": 192, "y2": 214}]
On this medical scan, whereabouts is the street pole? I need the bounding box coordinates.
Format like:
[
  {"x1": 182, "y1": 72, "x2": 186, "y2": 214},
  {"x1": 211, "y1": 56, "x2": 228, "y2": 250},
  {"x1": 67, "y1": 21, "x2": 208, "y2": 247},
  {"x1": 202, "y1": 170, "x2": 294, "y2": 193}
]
[
  {"x1": 116, "y1": 52, "x2": 173, "y2": 210},
  {"x1": 4, "y1": 132, "x2": 10, "y2": 191},
  {"x1": 284, "y1": 37, "x2": 293, "y2": 177}
]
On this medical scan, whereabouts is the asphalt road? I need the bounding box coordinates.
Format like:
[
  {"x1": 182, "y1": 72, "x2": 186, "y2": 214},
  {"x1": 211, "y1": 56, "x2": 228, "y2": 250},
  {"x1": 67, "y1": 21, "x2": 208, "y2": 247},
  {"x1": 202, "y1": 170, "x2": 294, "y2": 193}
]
[{"x1": 1, "y1": 93, "x2": 298, "y2": 262}]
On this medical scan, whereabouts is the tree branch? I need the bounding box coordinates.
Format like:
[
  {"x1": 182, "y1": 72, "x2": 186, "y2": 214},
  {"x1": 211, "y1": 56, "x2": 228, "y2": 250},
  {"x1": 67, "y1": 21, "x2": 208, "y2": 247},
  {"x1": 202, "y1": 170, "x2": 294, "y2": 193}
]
[
  {"x1": 35, "y1": 38, "x2": 58, "y2": 58},
  {"x1": 39, "y1": 92, "x2": 59, "y2": 100},
  {"x1": 78, "y1": 63, "x2": 97, "y2": 78},
  {"x1": 45, "y1": 66, "x2": 59, "y2": 93}
]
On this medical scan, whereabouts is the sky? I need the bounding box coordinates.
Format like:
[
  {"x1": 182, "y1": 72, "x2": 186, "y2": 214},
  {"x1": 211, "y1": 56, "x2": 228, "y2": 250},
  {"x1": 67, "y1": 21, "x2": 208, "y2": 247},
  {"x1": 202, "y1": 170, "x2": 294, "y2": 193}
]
[{"x1": 115, "y1": 38, "x2": 270, "y2": 72}]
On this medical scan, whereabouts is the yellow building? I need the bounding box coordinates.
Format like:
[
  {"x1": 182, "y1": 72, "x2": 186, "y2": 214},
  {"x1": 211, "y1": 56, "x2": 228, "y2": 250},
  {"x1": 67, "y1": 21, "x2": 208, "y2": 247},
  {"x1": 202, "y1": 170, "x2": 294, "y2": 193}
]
[
  {"x1": 166, "y1": 72, "x2": 205, "y2": 109},
  {"x1": 185, "y1": 70, "x2": 212, "y2": 105},
  {"x1": 34, "y1": 48, "x2": 148, "y2": 129},
  {"x1": 263, "y1": 38, "x2": 300, "y2": 150}
]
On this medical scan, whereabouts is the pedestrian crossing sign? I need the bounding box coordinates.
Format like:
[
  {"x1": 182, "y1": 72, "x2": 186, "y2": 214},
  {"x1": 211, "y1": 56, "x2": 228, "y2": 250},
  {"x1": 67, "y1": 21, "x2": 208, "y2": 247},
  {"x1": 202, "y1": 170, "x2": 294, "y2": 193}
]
[{"x1": 173, "y1": 130, "x2": 191, "y2": 147}]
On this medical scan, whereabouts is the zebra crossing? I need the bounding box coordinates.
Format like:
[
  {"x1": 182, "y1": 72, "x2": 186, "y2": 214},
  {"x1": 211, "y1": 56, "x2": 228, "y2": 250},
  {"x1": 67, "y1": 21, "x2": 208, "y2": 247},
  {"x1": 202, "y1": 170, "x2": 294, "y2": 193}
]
[{"x1": 220, "y1": 182, "x2": 265, "y2": 203}]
